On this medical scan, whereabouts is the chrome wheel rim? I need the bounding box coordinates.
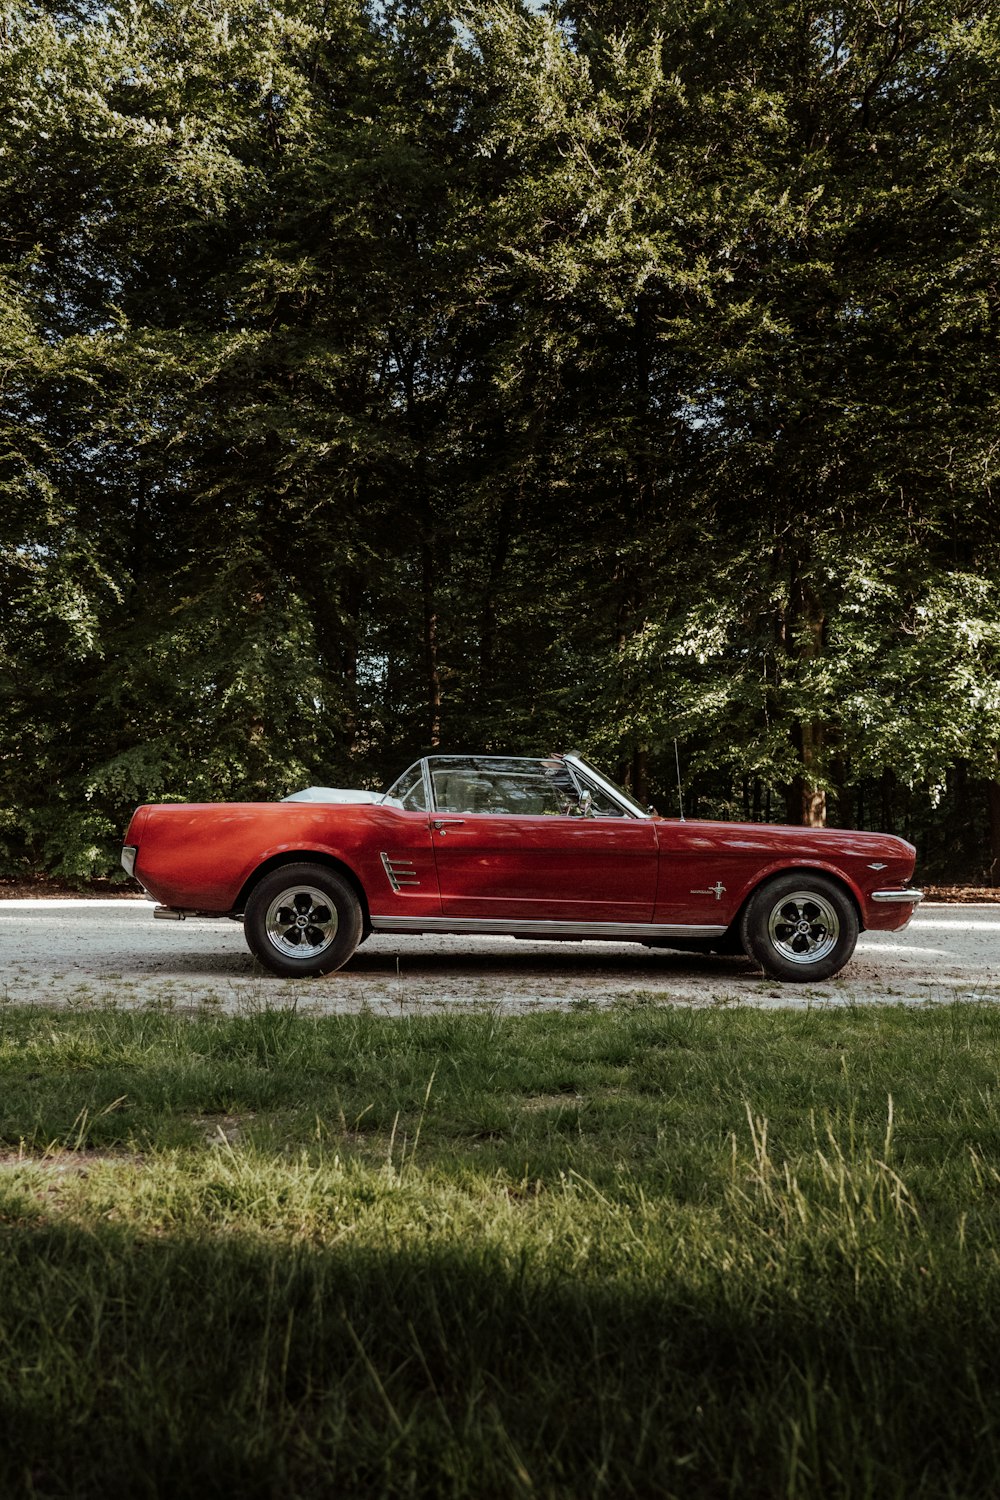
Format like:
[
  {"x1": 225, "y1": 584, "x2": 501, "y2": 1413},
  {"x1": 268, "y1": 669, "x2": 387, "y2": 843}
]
[
  {"x1": 766, "y1": 890, "x2": 839, "y2": 965},
  {"x1": 264, "y1": 885, "x2": 338, "y2": 959}
]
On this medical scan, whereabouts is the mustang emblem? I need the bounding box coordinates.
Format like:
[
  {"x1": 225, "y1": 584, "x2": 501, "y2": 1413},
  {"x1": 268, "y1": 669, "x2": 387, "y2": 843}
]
[
  {"x1": 867, "y1": 862, "x2": 888, "y2": 871},
  {"x1": 691, "y1": 882, "x2": 727, "y2": 901}
]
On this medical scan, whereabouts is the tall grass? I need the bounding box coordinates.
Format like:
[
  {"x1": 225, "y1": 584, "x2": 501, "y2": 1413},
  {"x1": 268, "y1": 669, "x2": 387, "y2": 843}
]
[{"x1": 1, "y1": 1000, "x2": 1000, "y2": 1496}]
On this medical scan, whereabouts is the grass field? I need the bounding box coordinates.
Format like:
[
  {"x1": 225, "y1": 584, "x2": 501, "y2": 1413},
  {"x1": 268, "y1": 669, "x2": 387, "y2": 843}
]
[{"x1": 2, "y1": 997, "x2": 1000, "y2": 1498}]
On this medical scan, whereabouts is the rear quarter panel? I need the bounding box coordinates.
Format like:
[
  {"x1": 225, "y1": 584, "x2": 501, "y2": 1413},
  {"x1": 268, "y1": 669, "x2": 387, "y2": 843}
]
[{"x1": 128, "y1": 802, "x2": 440, "y2": 917}]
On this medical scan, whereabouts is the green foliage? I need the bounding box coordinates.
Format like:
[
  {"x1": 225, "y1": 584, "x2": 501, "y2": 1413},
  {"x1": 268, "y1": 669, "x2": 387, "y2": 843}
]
[{"x1": 1, "y1": 0, "x2": 998, "y2": 876}]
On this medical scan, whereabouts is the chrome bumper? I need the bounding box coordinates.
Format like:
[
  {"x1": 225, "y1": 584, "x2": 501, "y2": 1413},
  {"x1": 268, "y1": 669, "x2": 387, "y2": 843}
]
[
  {"x1": 121, "y1": 845, "x2": 138, "y2": 878},
  {"x1": 871, "y1": 889, "x2": 924, "y2": 904}
]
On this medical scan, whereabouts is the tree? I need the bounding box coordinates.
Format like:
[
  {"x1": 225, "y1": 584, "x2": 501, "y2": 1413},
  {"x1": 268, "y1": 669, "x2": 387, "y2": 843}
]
[{"x1": 1, "y1": 0, "x2": 998, "y2": 879}]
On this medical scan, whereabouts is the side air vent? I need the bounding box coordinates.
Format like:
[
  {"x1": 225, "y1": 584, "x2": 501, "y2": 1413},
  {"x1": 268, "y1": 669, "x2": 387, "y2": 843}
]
[{"x1": 380, "y1": 853, "x2": 420, "y2": 892}]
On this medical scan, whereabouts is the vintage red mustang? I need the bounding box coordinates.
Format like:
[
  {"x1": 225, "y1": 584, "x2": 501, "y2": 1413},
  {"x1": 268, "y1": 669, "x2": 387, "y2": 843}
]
[{"x1": 121, "y1": 752, "x2": 922, "y2": 982}]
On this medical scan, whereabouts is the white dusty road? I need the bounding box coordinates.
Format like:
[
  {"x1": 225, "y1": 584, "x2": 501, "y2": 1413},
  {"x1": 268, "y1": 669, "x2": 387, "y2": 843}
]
[{"x1": 0, "y1": 899, "x2": 998, "y2": 1013}]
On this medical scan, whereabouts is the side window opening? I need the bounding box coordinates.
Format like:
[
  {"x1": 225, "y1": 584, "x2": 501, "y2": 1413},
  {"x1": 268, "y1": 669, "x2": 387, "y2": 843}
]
[
  {"x1": 430, "y1": 761, "x2": 565, "y2": 816},
  {"x1": 383, "y1": 763, "x2": 427, "y2": 812}
]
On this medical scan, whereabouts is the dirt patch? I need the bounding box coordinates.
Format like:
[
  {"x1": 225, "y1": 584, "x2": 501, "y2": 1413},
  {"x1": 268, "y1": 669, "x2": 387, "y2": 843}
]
[
  {"x1": 922, "y1": 886, "x2": 1000, "y2": 903},
  {"x1": 521, "y1": 1092, "x2": 585, "y2": 1111},
  {"x1": 0, "y1": 1149, "x2": 142, "y2": 1174},
  {"x1": 192, "y1": 1113, "x2": 255, "y2": 1145}
]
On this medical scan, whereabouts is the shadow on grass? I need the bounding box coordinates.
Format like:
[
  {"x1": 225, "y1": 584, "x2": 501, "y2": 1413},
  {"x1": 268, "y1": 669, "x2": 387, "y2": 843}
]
[{"x1": 0, "y1": 1219, "x2": 997, "y2": 1499}]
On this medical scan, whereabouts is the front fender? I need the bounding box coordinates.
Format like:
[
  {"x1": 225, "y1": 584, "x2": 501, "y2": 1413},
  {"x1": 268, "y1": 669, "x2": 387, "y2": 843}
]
[{"x1": 725, "y1": 860, "x2": 866, "y2": 928}]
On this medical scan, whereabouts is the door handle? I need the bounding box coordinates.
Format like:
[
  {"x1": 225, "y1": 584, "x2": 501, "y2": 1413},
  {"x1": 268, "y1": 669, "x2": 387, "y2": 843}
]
[{"x1": 432, "y1": 819, "x2": 466, "y2": 833}]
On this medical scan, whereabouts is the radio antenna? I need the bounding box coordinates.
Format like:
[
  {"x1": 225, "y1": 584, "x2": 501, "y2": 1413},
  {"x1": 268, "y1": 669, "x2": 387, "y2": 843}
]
[{"x1": 674, "y1": 738, "x2": 685, "y2": 821}]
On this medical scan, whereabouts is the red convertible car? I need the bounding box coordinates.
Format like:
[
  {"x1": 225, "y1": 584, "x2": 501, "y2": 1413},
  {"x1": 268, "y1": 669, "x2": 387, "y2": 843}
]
[{"x1": 121, "y1": 753, "x2": 922, "y2": 982}]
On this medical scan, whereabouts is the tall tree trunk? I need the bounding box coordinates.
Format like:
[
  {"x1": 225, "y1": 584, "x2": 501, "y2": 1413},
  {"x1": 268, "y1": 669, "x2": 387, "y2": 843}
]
[
  {"x1": 881, "y1": 767, "x2": 896, "y2": 834},
  {"x1": 831, "y1": 756, "x2": 854, "y2": 830},
  {"x1": 791, "y1": 719, "x2": 827, "y2": 827},
  {"x1": 126, "y1": 467, "x2": 148, "y2": 613},
  {"x1": 421, "y1": 534, "x2": 442, "y2": 748},
  {"x1": 296, "y1": 558, "x2": 360, "y2": 763},
  {"x1": 752, "y1": 777, "x2": 763, "y2": 822},
  {"x1": 784, "y1": 572, "x2": 827, "y2": 826},
  {"x1": 986, "y1": 768, "x2": 1000, "y2": 885},
  {"x1": 479, "y1": 496, "x2": 515, "y2": 689},
  {"x1": 635, "y1": 746, "x2": 648, "y2": 805}
]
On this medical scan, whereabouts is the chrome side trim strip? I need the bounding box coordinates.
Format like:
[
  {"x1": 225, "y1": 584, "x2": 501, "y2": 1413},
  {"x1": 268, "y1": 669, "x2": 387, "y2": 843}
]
[
  {"x1": 370, "y1": 916, "x2": 728, "y2": 939},
  {"x1": 871, "y1": 889, "x2": 924, "y2": 904}
]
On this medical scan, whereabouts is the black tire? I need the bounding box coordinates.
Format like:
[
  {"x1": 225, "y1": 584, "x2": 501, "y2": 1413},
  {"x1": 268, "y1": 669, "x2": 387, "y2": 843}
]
[
  {"x1": 243, "y1": 863, "x2": 362, "y2": 978},
  {"x1": 740, "y1": 873, "x2": 858, "y2": 982}
]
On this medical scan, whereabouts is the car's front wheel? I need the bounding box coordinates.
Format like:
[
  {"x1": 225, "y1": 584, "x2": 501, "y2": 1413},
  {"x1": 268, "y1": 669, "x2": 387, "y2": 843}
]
[
  {"x1": 243, "y1": 864, "x2": 363, "y2": 978},
  {"x1": 740, "y1": 873, "x2": 858, "y2": 982}
]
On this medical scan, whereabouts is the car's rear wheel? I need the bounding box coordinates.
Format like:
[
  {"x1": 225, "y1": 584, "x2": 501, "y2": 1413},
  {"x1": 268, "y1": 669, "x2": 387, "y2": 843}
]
[
  {"x1": 243, "y1": 864, "x2": 362, "y2": 978},
  {"x1": 740, "y1": 873, "x2": 858, "y2": 982}
]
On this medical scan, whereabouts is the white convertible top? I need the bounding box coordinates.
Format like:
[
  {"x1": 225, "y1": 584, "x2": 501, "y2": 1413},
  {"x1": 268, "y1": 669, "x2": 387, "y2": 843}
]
[{"x1": 282, "y1": 787, "x2": 382, "y2": 804}]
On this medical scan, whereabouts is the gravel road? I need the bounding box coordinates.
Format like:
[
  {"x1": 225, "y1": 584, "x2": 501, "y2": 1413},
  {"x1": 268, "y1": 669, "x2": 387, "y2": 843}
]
[{"x1": 1, "y1": 899, "x2": 998, "y2": 1013}]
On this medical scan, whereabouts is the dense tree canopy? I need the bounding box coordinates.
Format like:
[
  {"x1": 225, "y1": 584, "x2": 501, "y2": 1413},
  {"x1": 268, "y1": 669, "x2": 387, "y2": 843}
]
[{"x1": 1, "y1": 0, "x2": 998, "y2": 879}]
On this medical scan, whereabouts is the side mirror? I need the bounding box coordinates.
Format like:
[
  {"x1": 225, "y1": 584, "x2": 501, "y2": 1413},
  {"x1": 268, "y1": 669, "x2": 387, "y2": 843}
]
[{"x1": 578, "y1": 790, "x2": 593, "y2": 817}]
